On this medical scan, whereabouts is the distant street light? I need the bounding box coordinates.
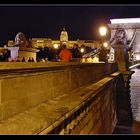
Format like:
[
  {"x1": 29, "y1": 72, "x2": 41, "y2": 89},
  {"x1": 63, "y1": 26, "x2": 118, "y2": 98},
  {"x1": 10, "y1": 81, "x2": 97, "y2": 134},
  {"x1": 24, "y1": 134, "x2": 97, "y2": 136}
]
[
  {"x1": 80, "y1": 48, "x2": 85, "y2": 53},
  {"x1": 53, "y1": 44, "x2": 58, "y2": 49},
  {"x1": 53, "y1": 44, "x2": 59, "y2": 61}
]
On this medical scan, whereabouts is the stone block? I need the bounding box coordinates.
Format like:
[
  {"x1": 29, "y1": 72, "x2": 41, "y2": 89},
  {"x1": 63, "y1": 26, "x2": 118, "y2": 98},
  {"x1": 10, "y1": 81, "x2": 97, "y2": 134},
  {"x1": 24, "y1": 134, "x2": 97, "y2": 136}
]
[
  {"x1": 70, "y1": 68, "x2": 80, "y2": 90},
  {"x1": 1, "y1": 73, "x2": 53, "y2": 104},
  {"x1": 0, "y1": 105, "x2": 3, "y2": 121},
  {"x1": 2, "y1": 83, "x2": 53, "y2": 120},
  {"x1": 52, "y1": 70, "x2": 70, "y2": 98},
  {"x1": 2, "y1": 97, "x2": 30, "y2": 120}
]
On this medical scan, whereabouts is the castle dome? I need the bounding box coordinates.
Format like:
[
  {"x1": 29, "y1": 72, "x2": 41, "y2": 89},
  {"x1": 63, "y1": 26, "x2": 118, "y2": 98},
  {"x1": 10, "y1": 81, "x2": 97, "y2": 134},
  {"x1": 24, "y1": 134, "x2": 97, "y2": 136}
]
[{"x1": 60, "y1": 27, "x2": 68, "y2": 42}]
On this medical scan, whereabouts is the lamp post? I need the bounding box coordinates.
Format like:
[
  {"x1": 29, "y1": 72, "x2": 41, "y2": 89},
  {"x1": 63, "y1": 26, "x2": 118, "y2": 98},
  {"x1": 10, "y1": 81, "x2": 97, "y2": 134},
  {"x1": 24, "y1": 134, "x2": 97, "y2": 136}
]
[
  {"x1": 99, "y1": 26, "x2": 107, "y2": 37},
  {"x1": 99, "y1": 26, "x2": 108, "y2": 45},
  {"x1": 99, "y1": 26, "x2": 109, "y2": 62},
  {"x1": 53, "y1": 43, "x2": 59, "y2": 61},
  {"x1": 80, "y1": 48, "x2": 85, "y2": 53}
]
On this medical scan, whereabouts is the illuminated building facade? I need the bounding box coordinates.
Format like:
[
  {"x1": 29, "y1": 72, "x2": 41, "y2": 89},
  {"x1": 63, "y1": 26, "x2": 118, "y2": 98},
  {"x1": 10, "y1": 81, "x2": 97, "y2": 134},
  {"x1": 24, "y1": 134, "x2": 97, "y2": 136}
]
[{"x1": 7, "y1": 28, "x2": 101, "y2": 50}]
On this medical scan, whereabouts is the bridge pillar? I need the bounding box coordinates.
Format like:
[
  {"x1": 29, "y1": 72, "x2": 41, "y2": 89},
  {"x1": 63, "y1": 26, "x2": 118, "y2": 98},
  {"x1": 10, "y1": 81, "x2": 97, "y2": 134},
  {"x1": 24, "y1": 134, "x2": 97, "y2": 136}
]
[
  {"x1": 111, "y1": 43, "x2": 134, "y2": 127},
  {"x1": 112, "y1": 44, "x2": 129, "y2": 72},
  {"x1": 114, "y1": 71, "x2": 134, "y2": 126}
]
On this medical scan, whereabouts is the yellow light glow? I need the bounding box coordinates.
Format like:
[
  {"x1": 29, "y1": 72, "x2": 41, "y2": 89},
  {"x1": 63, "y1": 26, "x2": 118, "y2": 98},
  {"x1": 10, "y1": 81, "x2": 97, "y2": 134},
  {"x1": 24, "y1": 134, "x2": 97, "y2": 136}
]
[
  {"x1": 99, "y1": 26, "x2": 107, "y2": 36},
  {"x1": 80, "y1": 48, "x2": 85, "y2": 53},
  {"x1": 53, "y1": 44, "x2": 58, "y2": 49},
  {"x1": 103, "y1": 42, "x2": 108, "y2": 47}
]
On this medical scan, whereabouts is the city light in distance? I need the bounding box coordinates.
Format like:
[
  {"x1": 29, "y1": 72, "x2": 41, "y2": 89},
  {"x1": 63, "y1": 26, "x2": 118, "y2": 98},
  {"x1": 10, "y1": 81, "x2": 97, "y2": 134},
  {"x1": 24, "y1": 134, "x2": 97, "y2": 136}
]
[
  {"x1": 53, "y1": 44, "x2": 58, "y2": 49},
  {"x1": 80, "y1": 48, "x2": 85, "y2": 53}
]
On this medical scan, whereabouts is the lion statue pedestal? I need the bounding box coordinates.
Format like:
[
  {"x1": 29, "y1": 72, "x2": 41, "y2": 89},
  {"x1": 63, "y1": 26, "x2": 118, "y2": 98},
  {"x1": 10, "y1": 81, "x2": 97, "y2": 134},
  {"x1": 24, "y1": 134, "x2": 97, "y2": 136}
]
[{"x1": 8, "y1": 32, "x2": 38, "y2": 62}]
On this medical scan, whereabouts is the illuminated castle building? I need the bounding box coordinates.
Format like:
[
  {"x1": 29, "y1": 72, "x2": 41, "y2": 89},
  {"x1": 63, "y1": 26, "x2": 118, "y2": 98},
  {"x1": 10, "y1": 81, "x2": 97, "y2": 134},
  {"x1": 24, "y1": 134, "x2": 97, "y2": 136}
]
[{"x1": 7, "y1": 28, "x2": 101, "y2": 49}]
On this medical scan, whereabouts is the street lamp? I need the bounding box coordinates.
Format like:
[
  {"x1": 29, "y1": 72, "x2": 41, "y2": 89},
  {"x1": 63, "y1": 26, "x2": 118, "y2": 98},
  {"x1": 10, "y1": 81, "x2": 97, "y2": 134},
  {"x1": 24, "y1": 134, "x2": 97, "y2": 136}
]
[
  {"x1": 99, "y1": 26, "x2": 107, "y2": 37},
  {"x1": 53, "y1": 44, "x2": 59, "y2": 61},
  {"x1": 103, "y1": 42, "x2": 108, "y2": 48},
  {"x1": 53, "y1": 43, "x2": 58, "y2": 49},
  {"x1": 80, "y1": 48, "x2": 85, "y2": 53},
  {"x1": 99, "y1": 26, "x2": 109, "y2": 63}
]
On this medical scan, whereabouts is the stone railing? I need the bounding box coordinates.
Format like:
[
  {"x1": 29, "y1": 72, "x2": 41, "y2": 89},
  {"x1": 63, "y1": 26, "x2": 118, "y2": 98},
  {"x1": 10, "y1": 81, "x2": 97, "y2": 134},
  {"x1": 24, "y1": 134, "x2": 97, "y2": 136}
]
[
  {"x1": 40, "y1": 75, "x2": 118, "y2": 134},
  {"x1": 0, "y1": 62, "x2": 120, "y2": 134}
]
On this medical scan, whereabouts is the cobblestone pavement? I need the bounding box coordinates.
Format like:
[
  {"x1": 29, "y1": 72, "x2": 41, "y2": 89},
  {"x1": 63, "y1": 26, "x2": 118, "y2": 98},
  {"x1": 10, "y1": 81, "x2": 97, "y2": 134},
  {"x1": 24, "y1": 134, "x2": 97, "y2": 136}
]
[{"x1": 130, "y1": 67, "x2": 140, "y2": 122}]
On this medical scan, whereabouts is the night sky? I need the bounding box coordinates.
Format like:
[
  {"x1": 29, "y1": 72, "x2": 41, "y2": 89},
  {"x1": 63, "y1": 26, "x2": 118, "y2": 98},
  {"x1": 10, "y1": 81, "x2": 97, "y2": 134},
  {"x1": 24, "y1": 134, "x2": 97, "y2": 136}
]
[{"x1": 0, "y1": 5, "x2": 140, "y2": 46}]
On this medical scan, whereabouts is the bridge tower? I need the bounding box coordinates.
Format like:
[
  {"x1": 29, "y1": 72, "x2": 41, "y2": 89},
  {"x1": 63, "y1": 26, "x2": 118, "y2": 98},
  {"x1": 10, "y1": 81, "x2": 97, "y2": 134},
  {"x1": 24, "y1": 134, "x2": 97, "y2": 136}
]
[
  {"x1": 108, "y1": 18, "x2": 140, "y2": 62},
  {"x1": 108, "y1": 18, "x2": 136, "y2": 126}
]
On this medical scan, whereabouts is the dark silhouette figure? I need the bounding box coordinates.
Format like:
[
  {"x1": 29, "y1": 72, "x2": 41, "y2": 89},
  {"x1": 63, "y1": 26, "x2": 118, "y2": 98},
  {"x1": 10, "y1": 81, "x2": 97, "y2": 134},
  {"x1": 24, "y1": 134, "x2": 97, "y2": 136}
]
[
  {"x1": 28, "y1": 57, "x2": 32, "y2": 62},
  {"x1": 71, "y1": 43, "x2": 82, "y2": 62},
  {"x1": 71, "y1": 44, "x2": 82, "y2": 58},
  {"x1": 22, "y1": 57, "x2": 25, "y2": 62},
  {"x1": 31, "y1": 57, "x2": 34, "y2": 62},
  {"x1": 44, "y1": 47, "x2": 55, "y2": 61},
  {"x1": 0, "y1": 51, "x2": 4, "y2": 62},
  {"x1": 4, "y1": 49, "x2": 10, "y2": 62}
]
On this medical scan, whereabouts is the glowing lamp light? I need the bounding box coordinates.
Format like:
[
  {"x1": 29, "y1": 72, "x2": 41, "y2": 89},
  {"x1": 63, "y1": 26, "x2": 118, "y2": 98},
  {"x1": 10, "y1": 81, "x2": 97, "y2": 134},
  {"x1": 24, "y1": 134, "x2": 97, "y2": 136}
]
[
  {"x1": 103, "y1": 42, "x2": 108, "y2": 48},
  {"x1": 99, "y1": 26, "x2": 107, "y2": 36},
  {"x1": 80, "y1": 48, "x2": 85, "y2": 53},
  {"x1": 107, "y1": 54, "x2": 110, "y2": 57},
  {"x1": 53, "y1": 44, "x2": 58, "y2": 49}
]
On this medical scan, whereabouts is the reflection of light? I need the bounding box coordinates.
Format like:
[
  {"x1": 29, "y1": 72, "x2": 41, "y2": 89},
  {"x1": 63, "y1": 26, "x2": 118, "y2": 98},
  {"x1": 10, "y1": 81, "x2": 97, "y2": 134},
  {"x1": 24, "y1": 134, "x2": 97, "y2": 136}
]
[
  {"x1": 81, "y1": 58, "x2": 86, "y2": 63},
  {"x1": 53, "y1": 44, "x2": 58, "y2": 49},
  {"x1": 103, "y1": 42, "x2": 108, "y2": 47},
  {"x1": 99, "y1": 26, "x2": 107, "y2": 36},
  {"x1": 37, "y1": 40, "x2": 44, "y2": 43},
  {"x1": 110, "y1": 18, "x2": 140, "y2": 24},
  {"x1": 80, "y1": 48, "x2": 85, "y2": 53},
  {"x1": 129, "y1": 63, "x2": 140, "y2": 69},
  {"x1": 92, "y1": 56, "x2": 99, "y2": 62}
]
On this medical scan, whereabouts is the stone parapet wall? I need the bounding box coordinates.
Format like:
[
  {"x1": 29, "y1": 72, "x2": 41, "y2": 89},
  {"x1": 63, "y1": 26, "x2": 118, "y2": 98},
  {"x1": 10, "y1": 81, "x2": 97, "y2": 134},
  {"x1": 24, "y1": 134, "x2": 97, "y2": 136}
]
[
  {"x1": 50, "y1": 76, "x2": 118, "y2": 134},
  {"x1": 0, "y1": 62, "x2": 118, "y2": 121},
  {"x1": 0, "y1": 73, "x2": 120, "y2": 134}
]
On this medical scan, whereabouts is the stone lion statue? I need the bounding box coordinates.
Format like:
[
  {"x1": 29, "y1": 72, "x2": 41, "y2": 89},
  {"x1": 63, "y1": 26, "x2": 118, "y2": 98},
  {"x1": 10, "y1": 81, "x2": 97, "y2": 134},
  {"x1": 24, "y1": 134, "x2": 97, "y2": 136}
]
[
  {"x1": 14, "y1": 32, "x2": 28, "y2": 48},
  {"x1": 110, "y1": 28, "x2": 127, "y2": 45}
]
